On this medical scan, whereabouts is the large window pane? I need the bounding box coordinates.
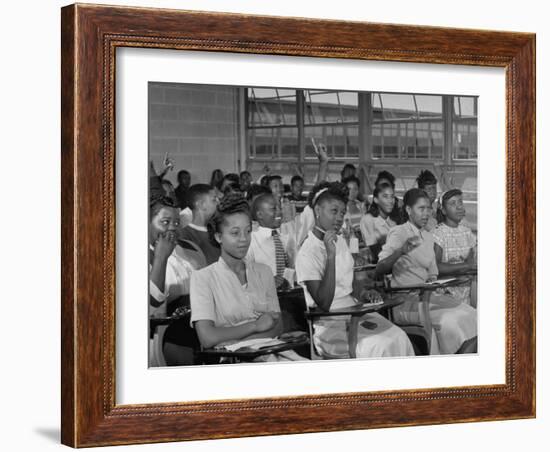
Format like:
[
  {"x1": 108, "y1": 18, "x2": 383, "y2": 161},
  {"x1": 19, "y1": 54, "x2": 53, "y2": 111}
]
[
  {"x1": 304, "y1": 124, "x2": 358, "y2": 159},
  {"x1": 304, "y1": 90, "x2": 358, "y2": 125},
  {"x1": 371, "y1": 93, "x2": 443, "y2": 160},
  {"x1": 452, "y1": 96, "x2": 478, "y2": 160},
  {"x1": 248, "y1": 127, "x2": 298, "y2": 160},
  {"x1": 248, "y1": 88, "x2": 297, "y2": 127}
]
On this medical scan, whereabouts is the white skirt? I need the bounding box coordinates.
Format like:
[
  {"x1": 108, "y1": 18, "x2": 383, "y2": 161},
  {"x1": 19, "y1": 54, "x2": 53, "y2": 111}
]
[
  {"x1": 392, "y1": 293, "x2": 477, "y2": 354},
  {"x1": 312, "y1": 312, "x2": 414, "y2": 359}
]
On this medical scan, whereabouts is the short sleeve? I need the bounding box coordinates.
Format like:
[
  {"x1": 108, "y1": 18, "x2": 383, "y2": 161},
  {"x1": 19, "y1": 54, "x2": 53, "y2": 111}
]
[
  {"x1": 165, "y1": 254, "x2": 192, "y2": 297},
  {"x1": 360, "y1": 214, "x2": 377, "y2": 246},
  {"x1": 190, "y1": 269, "x2": 217, "y2": 324},
  {"x1": 378, "y1": 226, "x2": 406, "y2": 261},
  {"x1": 432, "y1": 227, "x2": 444, "y2": 248},
  {"x1": 295, "y1": 242, "x2": 325, "y2": 283}
]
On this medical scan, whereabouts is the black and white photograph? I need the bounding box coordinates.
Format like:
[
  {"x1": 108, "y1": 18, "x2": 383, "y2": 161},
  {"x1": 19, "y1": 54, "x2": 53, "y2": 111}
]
[{"x1": 148, "y1": 83, "x2": 479, "y2": 367}]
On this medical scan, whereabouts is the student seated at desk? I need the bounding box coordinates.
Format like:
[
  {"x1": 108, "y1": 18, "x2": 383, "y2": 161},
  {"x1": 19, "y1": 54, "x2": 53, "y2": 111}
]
[
  {"x1": 190, "y1": 193, "x2": 305, "y2": 361},
  {"x1": 360, "y1": 183, "x2": 402, "y2": 262},
  {"x1": 433, "y1": 189, "x2": 477, "y2": 307},
  {"x1": 247, "y1": 193, "x2": 296, "y2": 290},
  {"x1": 375, "y1": 188, "x2": 477, "y2": 355},
  {"x1": 295, "y1": 183, "x2": 414, "y2": 359},
  {"x1": 178, "y1": 184, "x2": 221, "y2": 265},
  {"x1": 149, "y1": 196, "x2": 203, "y2": 365}
]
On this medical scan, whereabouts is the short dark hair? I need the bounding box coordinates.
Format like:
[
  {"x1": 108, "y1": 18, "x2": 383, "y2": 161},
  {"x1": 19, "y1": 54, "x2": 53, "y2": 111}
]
[
  {"x1": 177, "y1": 169, "x2": 190, "y2": 181},
  {"x1": 250, "y1": 192, "x2": 275, "y2": 221},
  {"x1": 290, "y1": 175, "x2": 304, "y2": 185},
  {"x1": 341, "y1": 163, "x2": 356, "y2": 176},
  {"x1": 240, "y1": 170, "x2": 251, "y2": 178},
  {"x1": 310, "y1": 181, "x2": 348, "y2": 208},
  {"x1": 374, "y1": 170, "x2": 396, "y2": 189},
  {"x1": 436, "y1": 188, "x2": 463, "y2": 223},
  {"x1": 149, "y1": 195, "x2": 177, "y2": 219},
  {"x1": 246, "y1": 183, "x2": 272, "y2": 203},
  {"x1": 186, "y1": 183, "x2": 214, "y2": 210},
  {"x1": 222, "y1": 173, "x2": 240, "y2": 185},
  {"x1": 416, "y1": 169, "x2": 438, "y2": 189},
  {"x1": 267, "y1": 175, "x2": 282, "y2": 185},
  {"x1": 342, "y1": 175, "x2": 360, "y2": 189},
  {"x1": 402, "y1": 188, "x2": 430, "y2": 221}
]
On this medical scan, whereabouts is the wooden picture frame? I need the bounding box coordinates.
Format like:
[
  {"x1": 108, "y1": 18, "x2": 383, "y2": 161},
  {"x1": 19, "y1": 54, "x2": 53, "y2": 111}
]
[{"x1": 61, "y1": 3, "x2": 535, "y2": 447}]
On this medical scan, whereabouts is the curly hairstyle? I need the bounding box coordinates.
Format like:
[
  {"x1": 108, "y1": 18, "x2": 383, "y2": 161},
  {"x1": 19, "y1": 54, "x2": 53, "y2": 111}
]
[
  {"x1": 436, "y1": 188, "x2": 463, "y2": 224},
  {"x1": 207, "y1": 192, "x2": 251, "y2": 247},
  {"x1": 374, "y1": 170, "x2": 396, "y2": 190},
  {"x1": 416, "y1": 169, "x2": 438, "y2": 189},
  {"x1": 309, "y1": 181, "x2": 349, "y2": 208},
  {"x1": 149, "y1": 195, "x2": 178, "y2": 219}
]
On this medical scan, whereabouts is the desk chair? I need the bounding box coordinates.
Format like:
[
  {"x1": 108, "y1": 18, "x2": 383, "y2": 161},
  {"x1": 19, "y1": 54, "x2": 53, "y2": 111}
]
[
  {"x1": 304, "y1": 299, "x2": 405, "y2": 360},
  {"x1": 382, "y1": 276, "x2": 473, "y2": 355}
]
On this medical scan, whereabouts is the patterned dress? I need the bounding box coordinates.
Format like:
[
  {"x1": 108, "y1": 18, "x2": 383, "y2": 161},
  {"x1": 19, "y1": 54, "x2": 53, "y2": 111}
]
[{"x1": 433, "y1": 223, "x2": 477, "y2": 305}]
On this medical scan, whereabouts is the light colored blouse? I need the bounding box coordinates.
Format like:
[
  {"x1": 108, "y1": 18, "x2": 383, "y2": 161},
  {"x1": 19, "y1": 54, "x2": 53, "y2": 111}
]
[
  {"x1": 295, "y1": 231, "x2": 356, "y2": 310},
  {"x1": 359, "y1": 213, "x2": 396, "y2": 247},
  {"x1": 378, "y1": 221, "x2": 438, "y2": 286},
  {"x1": 190, "y1": 258, "x2": 279, "y2": 328}
]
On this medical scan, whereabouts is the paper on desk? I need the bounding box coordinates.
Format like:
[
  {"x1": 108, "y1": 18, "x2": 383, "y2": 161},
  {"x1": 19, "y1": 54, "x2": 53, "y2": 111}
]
[
  {"x1": 426, "y1": 277, "x2": 456, "y2": 285},
  {"x1": 216, "y1": 337, "x2": 285, "y2": 352}
]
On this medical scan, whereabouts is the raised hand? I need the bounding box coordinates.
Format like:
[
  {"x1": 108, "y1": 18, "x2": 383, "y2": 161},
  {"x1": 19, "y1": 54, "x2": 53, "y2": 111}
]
[
  {"x1": 163, "y1": 152, "x2": 174, "y2": 172},
  {"x1": 317, "y1": 142, "x2": 329, "y2": 162}
]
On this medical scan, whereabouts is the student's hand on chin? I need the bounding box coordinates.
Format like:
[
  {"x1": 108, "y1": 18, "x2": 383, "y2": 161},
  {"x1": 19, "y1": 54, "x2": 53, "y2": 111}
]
[
  {"x1": 154, "y1": 232, "x2": 176, "y2": 261},
  {"x1": 323, "y1": 230, "x2": 338, "y2": 256}
]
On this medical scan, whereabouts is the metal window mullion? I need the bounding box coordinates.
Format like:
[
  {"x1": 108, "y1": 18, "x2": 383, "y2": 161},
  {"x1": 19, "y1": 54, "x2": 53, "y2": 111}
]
[
  {"x1": 297, "y1": 89, "x2": 305, "y2": 165},
  {"x1": 358, "y1": 92, "x2": 371, "y2": 164},
  {"x1": 443, "y1": 95, "x2": 454, "y2": 165},
  {"x1": 238, "y1": 87, "x2": 248, "y2": 170}
]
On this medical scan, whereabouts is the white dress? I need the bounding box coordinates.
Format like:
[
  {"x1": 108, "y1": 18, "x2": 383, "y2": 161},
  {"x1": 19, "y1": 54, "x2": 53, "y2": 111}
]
[{"x1": 296, "y1": 232, "x2": 414, "y2": 359}]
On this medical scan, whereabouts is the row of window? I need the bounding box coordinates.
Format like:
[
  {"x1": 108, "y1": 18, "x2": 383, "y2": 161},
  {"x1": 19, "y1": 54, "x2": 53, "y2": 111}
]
[{"x1": 247, "y1": 89, "x2": 478, "y2": 162}]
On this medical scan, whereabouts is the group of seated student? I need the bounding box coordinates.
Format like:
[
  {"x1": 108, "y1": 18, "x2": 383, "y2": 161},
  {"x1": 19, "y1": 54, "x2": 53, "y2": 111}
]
[{"x1": 149, "y1": 149, "x2": 478, "y2": 364}]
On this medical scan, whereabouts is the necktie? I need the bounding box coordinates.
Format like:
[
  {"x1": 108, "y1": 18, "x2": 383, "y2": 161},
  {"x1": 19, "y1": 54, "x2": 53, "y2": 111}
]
[{"x1": 272, "y1": 229, "x2": 287, "y2": 277}]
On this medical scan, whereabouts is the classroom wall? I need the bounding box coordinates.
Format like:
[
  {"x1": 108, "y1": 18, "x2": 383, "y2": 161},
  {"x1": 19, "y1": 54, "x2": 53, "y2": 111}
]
[{"x1": 148, "y1": 82, "x2": 240, "y2": 185}]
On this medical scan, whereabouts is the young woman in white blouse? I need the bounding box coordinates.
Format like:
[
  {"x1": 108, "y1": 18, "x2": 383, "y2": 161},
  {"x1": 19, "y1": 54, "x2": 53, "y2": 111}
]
[{"x1": 295, "y1": 183, "x2": 414, "y2": 359}]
